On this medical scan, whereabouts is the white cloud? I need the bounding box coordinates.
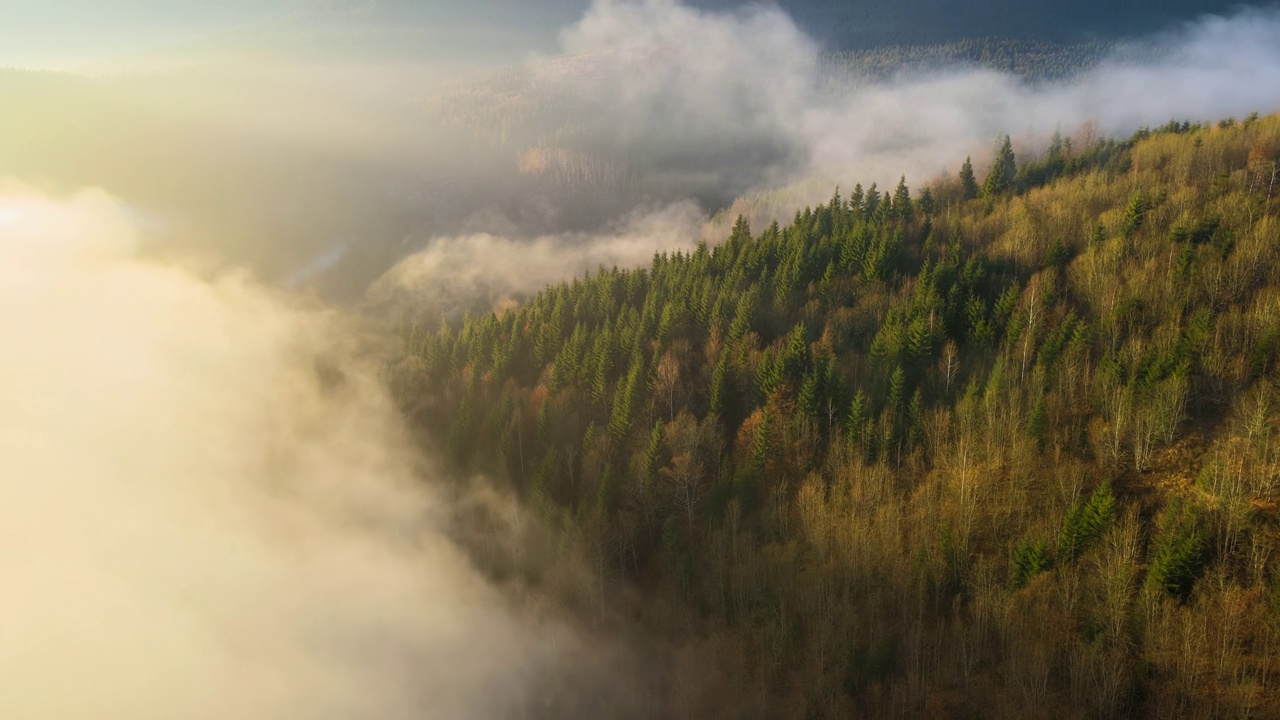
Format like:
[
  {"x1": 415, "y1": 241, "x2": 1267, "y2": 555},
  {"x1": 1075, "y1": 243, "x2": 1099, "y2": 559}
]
[
  {"x1": 0, "y1": 183, "x2": 567, "y2": 719},
  {"x1": 370, "y1": 201, "x2": 705, "y2": 316},
  {"x1": 552, "y1": 0, "x2": 1280, "y2": 191}
]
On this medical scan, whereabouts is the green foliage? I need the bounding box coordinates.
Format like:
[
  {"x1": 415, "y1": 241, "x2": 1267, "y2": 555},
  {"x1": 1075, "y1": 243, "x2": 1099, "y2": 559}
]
[
  {"x1": 1027, "y1": 394, "x2": 1047, "y2": 443},
  {"x1": 1058, "y1": 483, "x2": 1117, "y2": 560},
  {"x1": 981, "y1": 135, "x2": 1017, "y2": 198},
  {"x1": 1010, "y1": 537, "x2": 1051, "y2": 588},
  {"x1": 958, "y1": 156, "x2": 979, "y2": 200},
  {"x1": 389, "y1": 114, "x2": 1280, "y2": 717},
  {"x1": 644, "y1": 420, "x2": 667, "y2": 479},
  {"x1": 846, "y1": 390, "x2": 871, "y2": 451},
  {"x1": 1144, "y1": 501, "x2": 1209, "y2": 600},
  {"x1": 729, "y1": 214, "x2": 752, "y2": 244},
  {"x1": 708, "y1": 354, "x2": 731, "y2": 417},
  {"x1": 608, "y1": 356, "x2": 643, "y2": 439},
  {"x1": 1121, "y1": 192, "x2": 1150, "y2": 240},
  {"x1": 892, "y1": 175, "x2": 913, "y2": 221},
  {"x1": 752, "y1": 409, "x2": 773, "y2": 471}
]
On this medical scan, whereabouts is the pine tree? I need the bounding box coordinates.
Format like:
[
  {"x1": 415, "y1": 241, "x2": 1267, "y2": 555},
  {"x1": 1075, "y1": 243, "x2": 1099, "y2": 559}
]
[
  {"x1": 959, "y1": 156, "x2": 979, "y2": 199},
  {"x1": 887, "y1": 365, "x2": 907, "y2": 411},
  {"x1": 846, "y1": 390, "x2": 870, "y2": 452},
  {"x1": 751, "y1": 409, "x2": 772, "y2": 471},
  {"x1": 729, "y1": 215, "x2": 752, "y2": 245},
  {"x1": 708, "y1": 355, "x2": 730, "y2": 417},
  {"x1": 798, "y1": 370, "x2": 822, "y2": 418},
  {"x1": 906, "y1": 388, "x2": 925, "y2": 451},
  {"x1": 1121, "y1": 192, "x2": 1149, "y2": 240},
  {"x1": 781, "y1": 323, "x2": 809, "y2": 382},
  {"x1": 1144, "y1": 501, "x2": 1208, "y2": 599},
  {"x1": 981, "y1": 135, "x2": 1016, "y2": 198},
  {"x1": 643, "y1": 420, "x2": 667, "y2": 480},
  {"x1": 1027, "y1": 394, "x2": 1047, "y2": 444},
  {"x1": 1010, "y1": 538, "x2": 1051, "y2": 588},
  {"x1": 849, "y1": 183, "x2": 865, "y2": 211},
  {"x1": 918, "y1": 187, "x2": 937, "y2": 216},
  {"x1": 608, "y1": 358, "x2": 642, "y2": 440},
  {"x1": 727, "y1": 290, "x2": 756, "y2": 345},
  {"x1": 864, "y1": 183, "x2": 881, "y2": 217},
  {"x1": 756, "y1": 351, "x2": 783, "y2": 398},
  {"x1": 892, "y1": 175, "x2": 913, "y2": 221}
]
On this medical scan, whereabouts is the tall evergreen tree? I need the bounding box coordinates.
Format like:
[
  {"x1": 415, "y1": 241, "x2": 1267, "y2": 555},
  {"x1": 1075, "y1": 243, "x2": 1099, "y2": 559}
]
[
  {"x1": 959, "y1": 156, "x2": 979, "y2": 199},
  {"x1": 729, "y1": 215, "x2": 752, "y2": 245},
  {"x1": 892, "y1": 175, "x2": 913, "y2": 221},
  {"x1": 981, "y1": 135, "x2": 1017, "y2": 198}
]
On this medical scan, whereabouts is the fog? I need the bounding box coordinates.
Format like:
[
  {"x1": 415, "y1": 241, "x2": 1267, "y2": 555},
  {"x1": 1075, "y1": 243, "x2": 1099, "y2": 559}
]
[
  {"x1": 1, "y1": 2, "x2": 1275, "y2": 304},
  {"x1": 372, "y1": 0, "x2": 1280, "y2": 309},
  {"x1": 369, "y1": 201, "x2": 705, "y2": 319},
  {"x1": 5, "y1": 2, "x2": 1279, "y2": 301},
  {"x1": 0, "y1": 185, "x2": 640, "y2": 719},
  {"x1": 521, "y1": 0, "x2": 1280, "y2": 196}
]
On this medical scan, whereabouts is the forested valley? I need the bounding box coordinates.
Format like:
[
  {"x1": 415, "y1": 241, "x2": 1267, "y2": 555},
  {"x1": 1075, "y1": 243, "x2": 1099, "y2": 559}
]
[{"x1": 391, "y1": 115, "x2": 1280, "y2": 718}]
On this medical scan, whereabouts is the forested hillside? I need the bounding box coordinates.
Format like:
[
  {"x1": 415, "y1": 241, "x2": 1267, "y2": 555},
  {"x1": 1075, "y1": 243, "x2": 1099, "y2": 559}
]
[
  {"x1": 823, "y1": 38, "x2": 1117, "y2": 84},
  {"x1": 403, "y1": 0, "x2": 1253, "y2": 50},
  {"x1": 392, "y1": 115, "x2": 1280, "y2": 718},
  {"x1": 757, "y1": 0, "x2": 1247, "y2": 48}
]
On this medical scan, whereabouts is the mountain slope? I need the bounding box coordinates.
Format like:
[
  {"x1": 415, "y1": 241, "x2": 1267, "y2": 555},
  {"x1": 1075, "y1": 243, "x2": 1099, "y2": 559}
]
[{"x1": 393, "y1": 114, "x2": 1280, "y2": 718}]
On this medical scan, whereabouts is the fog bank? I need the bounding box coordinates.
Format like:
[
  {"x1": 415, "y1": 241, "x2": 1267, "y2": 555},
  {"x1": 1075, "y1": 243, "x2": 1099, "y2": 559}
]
[{"x1": 0, "y1": 185, "x2": 586, "y2": 719}]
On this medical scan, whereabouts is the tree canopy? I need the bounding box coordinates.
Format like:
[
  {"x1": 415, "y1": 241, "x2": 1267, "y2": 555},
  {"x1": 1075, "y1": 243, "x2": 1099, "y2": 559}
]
[{"x1": 392, "y1": 113, "x2": 1280, "y2": 718}]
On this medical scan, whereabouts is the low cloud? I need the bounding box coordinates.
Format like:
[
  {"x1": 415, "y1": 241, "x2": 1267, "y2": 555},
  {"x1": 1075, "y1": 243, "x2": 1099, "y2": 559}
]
[
  {"x1": 545, "y1": 0, "x2": 1280, "y2": 192},
  {"x1": 0, "y1": 184, "x2": 603, "y2": 719},
  {"x1": 391, "y1": 1, "x2": 1280, "y2": 303},
  {"x1": 5, "y1": 1, "x2": 1280, "y2": 307},
  {"x1": 377, "y1": 0, "x2": 1280, "y2": 309},
  {"x1": 369, "y1": 201, "x2": 705, "y2": 319}
]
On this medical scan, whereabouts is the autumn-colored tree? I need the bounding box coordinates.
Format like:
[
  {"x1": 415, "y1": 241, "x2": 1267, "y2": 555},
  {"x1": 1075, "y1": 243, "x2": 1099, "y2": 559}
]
[{"x1": 390, "y1": 114, "x2": 1280, "y2": 719}]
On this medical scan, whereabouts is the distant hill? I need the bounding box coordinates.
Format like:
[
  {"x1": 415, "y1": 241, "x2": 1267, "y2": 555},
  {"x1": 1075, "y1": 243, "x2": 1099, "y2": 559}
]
[
  {"x1": 744, "y1": 0, "x2": 1257, "y2": 49},
  {"x1": 290, "y1": 1, "x2": 1267, "y2": 51},
  {"x1": 424, "y1": 0, "x2": 1265, "y2": 50}
]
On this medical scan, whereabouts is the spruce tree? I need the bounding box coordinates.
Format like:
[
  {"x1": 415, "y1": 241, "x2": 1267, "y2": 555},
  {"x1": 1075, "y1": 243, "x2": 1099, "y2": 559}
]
[
  {"x1": 981, "y1": 135, "x2": 1016, "y2": 198},
  {"x1": 959, "y1": 156, "x2": 979, "y2": 199},
  {"x1": 892, "y1": 175, "x2": 913, "y2": 221},
  {"x1": 729, "y1": 215, "x2": 752, "y2": 245}
]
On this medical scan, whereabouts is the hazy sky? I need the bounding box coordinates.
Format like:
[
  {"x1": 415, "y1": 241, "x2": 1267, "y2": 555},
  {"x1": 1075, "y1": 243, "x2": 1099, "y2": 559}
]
[
  {"x1": 0, "y1": 1, "x2": 579, "y2": 70},
  {"x1": 4, "y1": 0, "x2": 1279, "y2": 300},
  {"x1": 8, "y1": 0, "x2": 1265, "y2": 69},
  {"x1": 1, "y1": 2, "x2": 264, "y2": 67}
]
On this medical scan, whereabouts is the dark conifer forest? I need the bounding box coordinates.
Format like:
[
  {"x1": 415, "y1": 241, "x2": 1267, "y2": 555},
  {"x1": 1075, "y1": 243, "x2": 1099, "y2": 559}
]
[{"x1": 392, "y1": 115, "x2": 1280, "y2": 718}]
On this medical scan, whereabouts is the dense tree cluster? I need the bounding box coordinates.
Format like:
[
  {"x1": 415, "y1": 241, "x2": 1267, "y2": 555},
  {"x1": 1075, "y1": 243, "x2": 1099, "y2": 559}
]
[
  {"x1": 767, "y1": 0, "x2": 1246, "y2": 50},
  {"x1": 392, "y1": 114, "x2": 1280, "y2": 718},
  {"x1": 823, "y1": 38, "x2": 1118, "y2": 85}
]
